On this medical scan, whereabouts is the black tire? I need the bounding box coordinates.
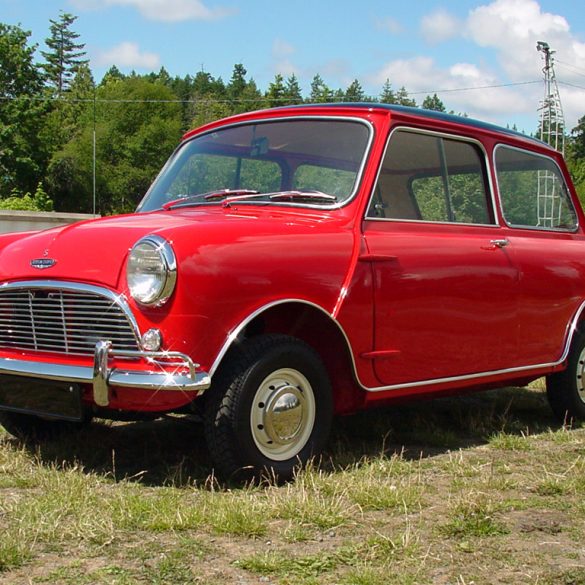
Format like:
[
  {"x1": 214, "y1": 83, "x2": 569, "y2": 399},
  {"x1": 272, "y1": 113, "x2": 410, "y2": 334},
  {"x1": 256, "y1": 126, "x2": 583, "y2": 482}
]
[
  {"x1": 0, "y1": 411, "x2": 89, "y2": 442},
  {"x1": 204, "y1": 334, "x2": 333, "y2": 481},
  {"x1": 546, "y1": 331, "x2": 585, "y2": 424}
]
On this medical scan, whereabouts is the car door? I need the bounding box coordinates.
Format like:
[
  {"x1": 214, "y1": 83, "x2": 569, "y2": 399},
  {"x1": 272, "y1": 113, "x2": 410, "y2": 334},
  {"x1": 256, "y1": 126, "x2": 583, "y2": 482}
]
[
  {"x1": 494, "y1": 144, "x2": 585, "y2": 366},
  {"x1": 363, "y1": 128, "x2": 519, "y2": 388}
]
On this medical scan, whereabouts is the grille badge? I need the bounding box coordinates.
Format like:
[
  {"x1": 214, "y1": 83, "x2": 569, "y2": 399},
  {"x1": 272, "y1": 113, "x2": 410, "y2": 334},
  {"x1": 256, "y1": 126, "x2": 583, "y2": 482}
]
[{"x1": 30, "y1": 258, "x2": 56, "y2": 269}]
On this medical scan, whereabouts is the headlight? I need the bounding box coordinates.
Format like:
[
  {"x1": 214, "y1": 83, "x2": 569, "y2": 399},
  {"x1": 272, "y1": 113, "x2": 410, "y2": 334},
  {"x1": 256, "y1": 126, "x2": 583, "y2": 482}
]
[{"x1": 127, "y1": 235, "x2": 177, "y2": 306}]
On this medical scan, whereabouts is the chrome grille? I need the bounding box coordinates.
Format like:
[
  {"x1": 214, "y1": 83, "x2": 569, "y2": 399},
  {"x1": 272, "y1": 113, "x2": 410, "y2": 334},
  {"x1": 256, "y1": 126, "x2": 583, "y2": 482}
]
[{"x1": 0, "y1": 286, "x2": 140, "y2": 356}]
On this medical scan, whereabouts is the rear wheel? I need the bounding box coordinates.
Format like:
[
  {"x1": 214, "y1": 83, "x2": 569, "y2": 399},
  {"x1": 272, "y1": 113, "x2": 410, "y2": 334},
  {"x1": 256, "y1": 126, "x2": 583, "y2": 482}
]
[
  {"x1": 546, "y1": 331, "x2": 585, "y2": 424},
  {"x1": 204, "y1": 334, "x2": 333, "y2": 480},
  {"x1": 0, "y1": 411, "x2": 88, "y2": 441}
]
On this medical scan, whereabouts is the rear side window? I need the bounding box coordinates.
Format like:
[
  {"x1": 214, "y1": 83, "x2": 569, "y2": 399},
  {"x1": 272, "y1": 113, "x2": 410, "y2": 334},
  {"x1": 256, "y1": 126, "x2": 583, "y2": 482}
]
[
  {"x1": 495, "y1": 146, "x2": 577, "y2": 231},
  {"x1": 367, "y1": 129, "x2": 493, "y2": 224}
]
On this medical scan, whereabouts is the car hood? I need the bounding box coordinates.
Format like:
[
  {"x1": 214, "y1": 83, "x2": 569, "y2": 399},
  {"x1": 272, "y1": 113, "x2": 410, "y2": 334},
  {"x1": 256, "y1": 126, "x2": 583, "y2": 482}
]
[{"x1": 0, "y1": 207, "x2": 342, "y2": 289}]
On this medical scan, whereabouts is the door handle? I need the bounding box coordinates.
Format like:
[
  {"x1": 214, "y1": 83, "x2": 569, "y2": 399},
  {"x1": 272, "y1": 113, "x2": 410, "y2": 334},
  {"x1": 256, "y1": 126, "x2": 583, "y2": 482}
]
[
  {"x1": 481, "y1": 239, "x2": 510, "y2": 251},
  {"x1": 490, "y1": 239, "x2": 509, "y2": 248}
]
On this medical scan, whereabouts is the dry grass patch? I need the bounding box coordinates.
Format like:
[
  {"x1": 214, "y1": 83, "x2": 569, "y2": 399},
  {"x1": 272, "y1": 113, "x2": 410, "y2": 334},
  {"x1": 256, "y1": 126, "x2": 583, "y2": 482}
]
[{"x1": 1, "y1": 386, "x2": 585, "y2": 584}]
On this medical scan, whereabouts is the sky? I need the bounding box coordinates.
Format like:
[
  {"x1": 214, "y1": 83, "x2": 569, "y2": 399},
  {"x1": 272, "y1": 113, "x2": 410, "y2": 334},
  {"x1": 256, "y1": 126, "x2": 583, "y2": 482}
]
[{"x1": 2, "y1": 0, "x2": 585, "y2": 134}]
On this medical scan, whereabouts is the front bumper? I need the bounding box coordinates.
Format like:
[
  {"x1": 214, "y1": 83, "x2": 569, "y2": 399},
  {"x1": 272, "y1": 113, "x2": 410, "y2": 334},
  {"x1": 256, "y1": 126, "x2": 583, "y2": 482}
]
[{"x1": 0, "y1": 340, "x2": 211, "y2": 408}]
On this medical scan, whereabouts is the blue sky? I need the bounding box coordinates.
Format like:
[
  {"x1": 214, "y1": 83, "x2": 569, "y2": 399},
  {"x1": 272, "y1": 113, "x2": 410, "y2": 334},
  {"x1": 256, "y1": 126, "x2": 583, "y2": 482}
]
[{"x1": 2, "y1": 0, "x2": 585, "y2": 133}]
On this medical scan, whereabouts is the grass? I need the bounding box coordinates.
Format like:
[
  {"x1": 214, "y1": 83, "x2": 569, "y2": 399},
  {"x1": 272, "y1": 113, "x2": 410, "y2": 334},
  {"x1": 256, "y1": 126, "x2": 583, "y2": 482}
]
[
  {"x1": 1, "y1": 384, "x2": 585, "y2": 584},
  {"x1": 440, "y1": 494, "x2": 510, "y2": 538}
]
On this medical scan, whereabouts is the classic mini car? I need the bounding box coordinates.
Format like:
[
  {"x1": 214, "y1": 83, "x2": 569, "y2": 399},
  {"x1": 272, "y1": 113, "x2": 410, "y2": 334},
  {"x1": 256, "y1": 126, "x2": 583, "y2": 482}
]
[{"x1": 1, "y1": 103, "x2": 585, "y2": 478}]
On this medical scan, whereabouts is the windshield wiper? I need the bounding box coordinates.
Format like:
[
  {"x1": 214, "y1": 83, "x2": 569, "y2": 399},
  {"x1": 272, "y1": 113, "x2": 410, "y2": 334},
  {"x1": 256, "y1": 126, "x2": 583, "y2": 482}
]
[
  {"x1": 268, "y1": 190, "x2": 337, "y2": 203},
  {"x1": 221, "y1": 190, "x2": 337, "y2": 207},
  {"x1": 162, "y1": 189, "x2": 259, "y2": 210},
  {"x1": 164, "y1": 189, "x2": 338, "y2": 210}
]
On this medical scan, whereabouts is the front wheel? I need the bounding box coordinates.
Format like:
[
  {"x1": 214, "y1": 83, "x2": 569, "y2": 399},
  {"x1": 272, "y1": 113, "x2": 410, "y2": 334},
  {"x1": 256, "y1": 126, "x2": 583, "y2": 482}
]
[
  {"x1": 546, "y1": 331, "x2": 585, "y2": 424},
  {"x1": 204, "y1": 335, "x2": 333, "y2": 480}
]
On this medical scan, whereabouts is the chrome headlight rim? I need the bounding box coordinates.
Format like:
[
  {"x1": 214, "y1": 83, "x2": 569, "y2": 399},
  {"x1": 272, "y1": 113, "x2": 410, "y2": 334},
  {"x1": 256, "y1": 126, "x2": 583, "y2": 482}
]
[{"x1": 127, "y1": 234, "x2": 177, "y2": 307}]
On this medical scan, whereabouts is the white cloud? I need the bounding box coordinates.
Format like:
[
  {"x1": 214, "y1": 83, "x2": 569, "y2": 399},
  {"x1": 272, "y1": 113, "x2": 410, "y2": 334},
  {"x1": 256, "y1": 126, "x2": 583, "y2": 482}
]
[
  {"x1": 467, "y1": 0, "x2": 569, "y2": 47},
  {"x1": 464, "y1": 0, "x2": 585, "y2": 128},
  {"x1": 375, "y1": 17, "x2": 403, "y2": 35},
  {"x1": 370, "y1": 55, "x2": 530, "y2": 123},
  {"x1": 94, "y1": 42, "x2": 160, "y2": 69},
  {"x1": 371, "y1": 0, "x2": 585, "y2": 130},
  {"x1": 71, "y1": 0, "x2": 235, "y2": 22},
  {"x1": 420, "y1": 9, "x2": 461, "y2": 44},
  {"x1": 273, "y1": 39, "x2": 295, "y2": 59},
  {"x1": 270, "y1": 39, "x2": 298, "y2": 77},
  {"x1": 465, "y1": 0, "x2": 577, "y2": 80}
]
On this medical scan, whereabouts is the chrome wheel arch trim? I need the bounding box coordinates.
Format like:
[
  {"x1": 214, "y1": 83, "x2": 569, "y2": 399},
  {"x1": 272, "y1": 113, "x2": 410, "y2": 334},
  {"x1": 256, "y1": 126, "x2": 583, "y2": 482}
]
[
  {"x1": 210, "y1": 298, "x2": 585, "y2": 394},
  {"x1": 208, "y1": 299, "x2": 360, "y2": 379}
]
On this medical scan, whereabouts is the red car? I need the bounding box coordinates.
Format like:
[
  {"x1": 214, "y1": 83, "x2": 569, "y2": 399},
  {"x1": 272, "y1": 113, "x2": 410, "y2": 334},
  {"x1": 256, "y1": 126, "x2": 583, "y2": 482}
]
[{"x1": 1, "y1": 104, "x2": 584, "y2": 478}]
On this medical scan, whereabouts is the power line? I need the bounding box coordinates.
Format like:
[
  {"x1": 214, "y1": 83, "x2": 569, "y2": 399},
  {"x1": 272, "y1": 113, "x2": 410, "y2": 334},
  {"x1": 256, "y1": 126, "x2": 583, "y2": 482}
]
[
  {"x1": 408, "y1": 80, "x2": 541, "y2": 96},
  {"x1": 0, "y1": 79, "x2": 545, "y2": 105},
  {"x1": 558, "y1": 80, "x2": 585, "y2": 91},
  {"x1": 556, "y1": 59, "x2": 585, "y2": 79}
]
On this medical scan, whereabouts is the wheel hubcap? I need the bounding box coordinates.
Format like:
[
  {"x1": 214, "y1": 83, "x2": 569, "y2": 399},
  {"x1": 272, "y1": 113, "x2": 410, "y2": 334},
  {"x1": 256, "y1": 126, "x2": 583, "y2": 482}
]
[
  {"x1": 250, "y1": 368, "x2": 316, "y2": 461},
  {"x1": 576, "y1": 348, "x2": 585, "y2": 404}
]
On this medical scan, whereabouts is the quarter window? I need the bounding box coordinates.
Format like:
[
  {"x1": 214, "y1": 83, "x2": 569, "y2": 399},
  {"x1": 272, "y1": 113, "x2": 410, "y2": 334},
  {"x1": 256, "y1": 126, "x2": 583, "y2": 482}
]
[
  {"x1": 495, "y1": 146, "x2": 577, "y2": 230},
  {"x1": 368, "y1": 130, "x2": 492, "y2": 224}
]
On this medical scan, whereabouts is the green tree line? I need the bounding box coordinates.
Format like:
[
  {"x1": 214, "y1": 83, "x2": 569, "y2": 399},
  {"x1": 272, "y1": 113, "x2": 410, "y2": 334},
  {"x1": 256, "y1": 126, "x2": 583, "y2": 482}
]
[{"x1": 1, "y1": 12, "x2": 584, "y2": 215}]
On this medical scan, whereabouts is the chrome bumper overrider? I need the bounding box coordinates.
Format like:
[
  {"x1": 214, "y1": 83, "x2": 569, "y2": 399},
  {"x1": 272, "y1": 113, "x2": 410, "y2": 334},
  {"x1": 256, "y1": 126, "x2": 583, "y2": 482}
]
[{"x1": 0, "y1": 340, "x2": 211, "y2": 407}]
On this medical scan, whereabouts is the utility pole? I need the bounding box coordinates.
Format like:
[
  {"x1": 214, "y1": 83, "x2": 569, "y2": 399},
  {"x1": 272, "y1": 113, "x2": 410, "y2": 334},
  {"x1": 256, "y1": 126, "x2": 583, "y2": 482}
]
[
  {"x1": 536, "y1": 41, "x2": 565, "y2": 227},
  {"x1": 537, "y1": 41, "x2": 565, "y2": 154}
]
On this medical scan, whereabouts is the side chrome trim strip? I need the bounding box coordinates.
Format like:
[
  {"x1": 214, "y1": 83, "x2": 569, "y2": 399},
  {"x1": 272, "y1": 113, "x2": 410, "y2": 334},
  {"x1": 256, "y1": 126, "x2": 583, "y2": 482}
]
[
  {"x1": 363, "y1": 300, "x2": 585, "y2": 392},
  {"x1": 210, "y1": 298, "x2": 585, "y2": 394}
]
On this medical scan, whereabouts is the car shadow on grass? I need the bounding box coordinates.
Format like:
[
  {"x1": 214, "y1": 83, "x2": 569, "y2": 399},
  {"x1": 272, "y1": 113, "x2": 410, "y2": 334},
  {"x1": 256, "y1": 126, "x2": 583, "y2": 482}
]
[
  {"x1": 330, "y1": 385, "x2": 562, "y2": 464},
  {"x1": 6, "y1": 385, "x2": 568, "y2": 487}
]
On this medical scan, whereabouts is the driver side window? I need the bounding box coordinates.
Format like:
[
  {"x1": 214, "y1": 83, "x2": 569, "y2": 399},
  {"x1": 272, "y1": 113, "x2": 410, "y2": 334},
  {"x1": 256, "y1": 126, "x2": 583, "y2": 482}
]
[{"x1": 368, "y1": 129, "x2": 493, "y2": 225}]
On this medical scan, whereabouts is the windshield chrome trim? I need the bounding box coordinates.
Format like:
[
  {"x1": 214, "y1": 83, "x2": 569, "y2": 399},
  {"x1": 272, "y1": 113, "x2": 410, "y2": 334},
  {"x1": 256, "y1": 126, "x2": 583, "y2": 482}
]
[{"x1": 139, "y1": 115, "x2": 375, "y2": 213}]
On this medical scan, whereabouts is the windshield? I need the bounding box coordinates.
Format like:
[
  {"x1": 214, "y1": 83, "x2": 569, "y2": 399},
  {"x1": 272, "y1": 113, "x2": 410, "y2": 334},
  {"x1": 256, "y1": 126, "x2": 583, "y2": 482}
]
[{"x1": 137, "y1": 118, "x2": 371, "y2": 212}]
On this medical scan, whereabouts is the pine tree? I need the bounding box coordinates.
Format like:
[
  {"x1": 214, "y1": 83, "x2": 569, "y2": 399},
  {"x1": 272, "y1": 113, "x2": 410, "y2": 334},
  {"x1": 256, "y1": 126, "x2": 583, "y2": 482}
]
[
  {"x1": 41, "y1": 12, "x2": 88, "y2": 96},
  {"x1": 422, "y1": 93, "x2": 446, "y2": 112},
  {"x1": 227, "y1": 63, "x2": 257, "y2": 113},
  {"x1": 284, "y1": 74, "x2": 302, "y2": 105},
  {"x1": 188, "y1": 70, "x2": 229, "y2": 128},
  {"x1": 380, "y1": 79, "x2": 396, "y2": 104},
  {"x1": 344, "y1": 79, "x2": 365, "y2": 102},
  {"x1": 100, "y1": 65, "x2": 125, "y2": 86},
  {"x1": 309, "y1": 74, "x2": 331, "y2": 103},
  {"x1": 266, "y1": 73, "x2": 286, "y2": 107},
  {"x1": 227, "y1": 63, "x2": 248, "y2": 100},
  {"x1": 395, "y1": 86, "x2": 416, "y2": 107}
]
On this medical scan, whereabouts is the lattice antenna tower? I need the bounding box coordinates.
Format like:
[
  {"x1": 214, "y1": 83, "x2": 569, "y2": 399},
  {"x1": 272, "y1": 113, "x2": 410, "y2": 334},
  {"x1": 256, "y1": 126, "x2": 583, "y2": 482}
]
[
  {"x1": 536, "y1": 41, "x2": 565, "y2": 227},
  {"x1": 537, "y1": 41, "x2": 565, "y2": 153}
]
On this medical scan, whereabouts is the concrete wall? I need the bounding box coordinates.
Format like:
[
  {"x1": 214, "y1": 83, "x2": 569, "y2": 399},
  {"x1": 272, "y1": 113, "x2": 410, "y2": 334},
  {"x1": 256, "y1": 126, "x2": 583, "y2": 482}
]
[{"x1": 0, "y1": 210, "x2": 98, "y2": 234}]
